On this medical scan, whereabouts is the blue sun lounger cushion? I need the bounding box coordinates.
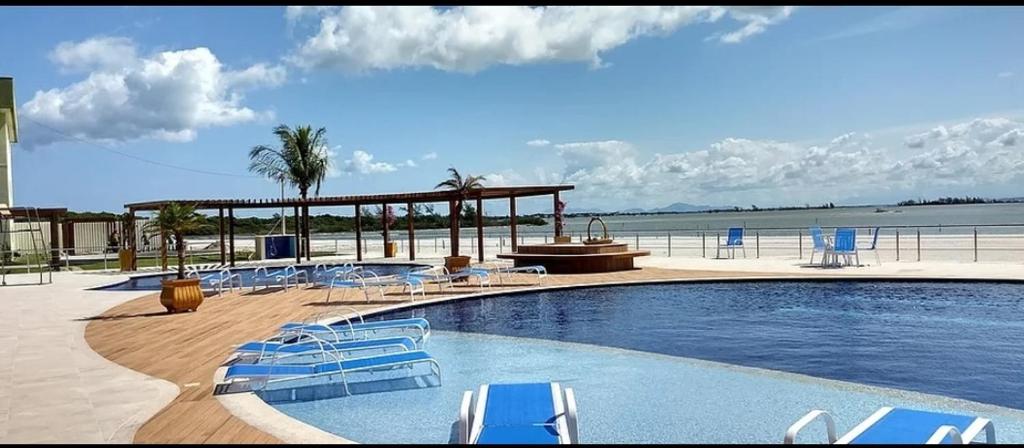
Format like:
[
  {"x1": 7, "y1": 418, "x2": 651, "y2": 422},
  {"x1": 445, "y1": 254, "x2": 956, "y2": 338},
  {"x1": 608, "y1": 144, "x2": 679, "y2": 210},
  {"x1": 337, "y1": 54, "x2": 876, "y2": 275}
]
[
  {"x1": 458, "y1": 382, "x2": 579, "y2": 444},
  {"x1": 784, "y1": 406, "x2": 996, "y2": 444}
]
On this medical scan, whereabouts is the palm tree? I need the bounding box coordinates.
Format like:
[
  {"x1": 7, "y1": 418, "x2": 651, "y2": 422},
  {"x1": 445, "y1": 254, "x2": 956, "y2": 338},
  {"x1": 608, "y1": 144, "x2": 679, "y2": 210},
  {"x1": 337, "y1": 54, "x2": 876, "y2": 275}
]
[
  {"x1": 144, "y1": 202, "x2": 207, "y2": 280},
  {"x1": 249, "y1": 124, "x2": 331, "y2": 257},
  {"x1": 248, "y1": 124, "x2": 331, "y2": 199},
  {"x1": 435, "y1": 167, "x2": 486, "y2": 256}
]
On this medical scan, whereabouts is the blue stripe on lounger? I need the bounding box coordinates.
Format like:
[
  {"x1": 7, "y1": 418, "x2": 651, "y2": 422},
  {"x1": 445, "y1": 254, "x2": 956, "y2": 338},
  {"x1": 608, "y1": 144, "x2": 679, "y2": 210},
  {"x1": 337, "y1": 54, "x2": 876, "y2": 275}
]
[
  {"x1": 484, "y1": 383, "x2": 557, "y2": 427},
  {"x1": 850, "y1": 408, "x2": 978, "y2": 444},
  {"x1": 224, "y1": 351, "x2": 432, "y2": 379},
  {"x1": 340, "y1": 350, "x2": 433, "y2": 371},
  {"x1": 477, "y1": 425, "x2": 560, "y2": 444},
  {"x1": 281, "y1": 317, "x2": 428, "y2": 332}
]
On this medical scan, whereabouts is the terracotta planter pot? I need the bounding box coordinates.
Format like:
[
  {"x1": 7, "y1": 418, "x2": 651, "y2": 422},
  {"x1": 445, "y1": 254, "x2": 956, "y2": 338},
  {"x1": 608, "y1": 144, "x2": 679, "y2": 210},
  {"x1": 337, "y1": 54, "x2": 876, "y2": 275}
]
[
  {"x1": 118, "y1": 248, "x2": 135, "y2": 272},
  {"x1": 384, "y1": 242, "x2": 398, "y2": 258},
  {"x1": 444, "y1": 255, "x2": 472, "y2": 274},
  {"x1": 160, "y1": 278, "x2": 204, "y2": 313}
]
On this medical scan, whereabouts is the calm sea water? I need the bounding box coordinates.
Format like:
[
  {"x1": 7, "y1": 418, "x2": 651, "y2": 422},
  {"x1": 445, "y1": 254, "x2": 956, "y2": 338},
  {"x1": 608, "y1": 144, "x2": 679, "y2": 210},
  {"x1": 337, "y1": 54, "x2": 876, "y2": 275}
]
[{"x1": 305, "y1": 203, "x2": 1024, "y2": 239}]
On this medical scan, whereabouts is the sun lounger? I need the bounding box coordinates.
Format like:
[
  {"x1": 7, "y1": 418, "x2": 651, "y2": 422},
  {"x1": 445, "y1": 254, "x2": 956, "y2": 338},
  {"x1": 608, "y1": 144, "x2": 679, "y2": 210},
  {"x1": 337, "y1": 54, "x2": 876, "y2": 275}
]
[
  {"x1": 458, "y1": 382, "x2": 579, "y2": 444},
  {"x1": 407, "y1": 266, "x2": 490, "y2": 291},
  {"x1": 716, "y1": 227, "x2": 746, "y2": 259},
  {"x1": 312, "y1": 262, "x2": 361, "y2": 283},
  {"x1": 233, "y1": 335, "x2": 419, "y2": 363},
  {"x1": 326, "y1": 271, "x2": 424, "y2": 302},
  {"x1": 473, "y1": 262, "x2": 547, "y2": 285},
  {"x1": 251, "y1": 265, "x2": 308, "y2": 291},
  {"x1": 277, "y1": 316, "x2": 431, "y2": 344},
  {"x1": 784, "y1": 406, "x2": 995, "y2": 444},
  {"x1": 222, "y1": 344, "x2": 441, "y2": 395},
  {"x1": 187, "y1": 267, "x2": 242, "y2": 296}
]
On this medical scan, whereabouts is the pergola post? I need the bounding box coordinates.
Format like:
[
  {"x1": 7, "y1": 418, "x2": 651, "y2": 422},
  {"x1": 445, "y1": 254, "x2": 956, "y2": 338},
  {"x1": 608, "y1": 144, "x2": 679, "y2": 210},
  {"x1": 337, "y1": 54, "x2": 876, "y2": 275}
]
[
  {"x1": 382, "y1": 203, "x2": 389, "y2": 257},
  {"x1": 476, "y1": 197, "x2": 484, "y2": 263},
  {"x1": 407, "y1": 202, "x2": 415, "y2": 261},
  {"x1": 303, "y1": 204, "x2": 311, "y2": 261},
  {"x1": 49, "y1": 214, "x2": 61, "y2": 268},
  {"x1": 355, "y1": 205, "x2": 363, "y2": 262},
  {"x1": 63, "y1": 220, "x2": 75, "y2": 256},
  {"x1": 228, "y1": 207, "x2": 235, "y2": 267},
  {"x1": 510, "y1": 195, "x2": 518, "y2": 252},
  {"x1": 293, "y1": 206, "x2": 301, "y2": 264},
  {"x1": 553, "y1": 191, "x2": 562, "y2": 237},
  {"x1": 449, "y1": 200, "x2": 459, "y2": 257},
  {"x1": 128, "y1": 209, "x2": 137, "y2": 270},
  {"x1": 218, "y1": 207, "x2": 225, "y2": 265}
]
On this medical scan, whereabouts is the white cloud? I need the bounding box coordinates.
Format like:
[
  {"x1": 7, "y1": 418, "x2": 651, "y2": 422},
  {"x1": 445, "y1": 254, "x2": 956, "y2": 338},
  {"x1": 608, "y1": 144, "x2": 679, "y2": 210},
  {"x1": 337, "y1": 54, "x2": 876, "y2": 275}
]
[
  {"x1": 421, "y1": 151, "x2": 438, "y2": 160},
  {"x1": 49, "y1": 36, "x2": 138, "y2": 74},
  {"x1": 527, "y1": 117, "x2": 1024, "y2": 209},
  {"x1": 526, "y1": 139, "x2": 551, "y2": 147},
  {"x1": 998, "y1": 71, "x2": 1014, "y2": 79},
  {"x1": 403, "y1": 159, "x2": 417, "y2": 167},
  {"x1": 21, "y1": 37, "x2": 286, "y2": 148},
  {"x1": 342, "y1": 149, "x2": 398, "y2": 174},
  {"x1": 288, "y1": 6, "x2": 796, "y2": 74}
]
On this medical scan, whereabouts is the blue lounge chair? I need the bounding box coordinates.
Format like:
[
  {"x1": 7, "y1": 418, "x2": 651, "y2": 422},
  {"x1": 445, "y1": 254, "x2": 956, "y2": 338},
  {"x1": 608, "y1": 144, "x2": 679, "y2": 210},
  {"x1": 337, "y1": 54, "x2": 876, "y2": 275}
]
[
  {"x1": 251, "y1": 265, "x2": 308, "y2": 291},
  {"x1": 824, "y1": 227, "x2": 858, "y2": 267},
  {"x1": 312, "y1": 262, "x2": 361, "y2": 283},
  {"x1": 232, "y1": 335, "x2": 419, "y2": 363},
  {"x1": 808, "y1": 226, "x2": 832, "y2": 266},
  {"x1": 407, "y1": 266, "x2": 491, "y2": 292},
  {"x1": 784, "y1": 406, "x2": 995, "y2": 444},
  {"x1": 476, "y1": 262, "x2": 547, "y2": 286},
  {"x1": 716, "y1": 227, "x2": 746, "y2": 259},
  {"x1": 458, "y1": 382, "x2": 579, "y2": 444},
  {"x1": 187, "y1": 267, "x2": 242, "y2": 296},
  {"x1": 276, "y1": 316, "x2": 431, "y2": 344},
  {"x1": 222, "y1": 344, "x2": 441, "y2": 395}
]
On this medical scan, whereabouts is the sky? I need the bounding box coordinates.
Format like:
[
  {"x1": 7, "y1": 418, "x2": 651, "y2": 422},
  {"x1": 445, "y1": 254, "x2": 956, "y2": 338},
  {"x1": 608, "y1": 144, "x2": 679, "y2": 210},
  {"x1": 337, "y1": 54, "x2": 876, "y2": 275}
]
[{"x1": 2, "y1": 6, "x2": 1023, "y2": 215}]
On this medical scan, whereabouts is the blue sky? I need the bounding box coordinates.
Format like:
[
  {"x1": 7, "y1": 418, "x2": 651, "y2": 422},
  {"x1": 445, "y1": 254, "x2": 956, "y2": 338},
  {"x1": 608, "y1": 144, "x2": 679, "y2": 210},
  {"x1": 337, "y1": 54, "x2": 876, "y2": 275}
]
[{"x1": 3, "y1": 6, "x2": 1023, "y2": 215}]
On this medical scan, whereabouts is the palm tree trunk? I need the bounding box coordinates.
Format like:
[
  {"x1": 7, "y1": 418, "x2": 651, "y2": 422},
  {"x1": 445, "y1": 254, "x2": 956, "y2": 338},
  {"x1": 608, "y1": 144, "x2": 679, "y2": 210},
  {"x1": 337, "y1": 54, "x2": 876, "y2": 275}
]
[
  {"x1": 451, "y1": 200, "x2": 462, "y2": 256},
  {"x1": 176, "y1": 231, "x2": 186, "y2": 279}
]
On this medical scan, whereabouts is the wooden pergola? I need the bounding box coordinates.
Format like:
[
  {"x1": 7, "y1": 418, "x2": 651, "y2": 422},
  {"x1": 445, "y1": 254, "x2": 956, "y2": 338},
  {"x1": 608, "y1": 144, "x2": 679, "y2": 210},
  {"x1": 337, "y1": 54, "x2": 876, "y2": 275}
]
[{"x1": 123, "y1": 185, "x2": 573, "y2": 270}]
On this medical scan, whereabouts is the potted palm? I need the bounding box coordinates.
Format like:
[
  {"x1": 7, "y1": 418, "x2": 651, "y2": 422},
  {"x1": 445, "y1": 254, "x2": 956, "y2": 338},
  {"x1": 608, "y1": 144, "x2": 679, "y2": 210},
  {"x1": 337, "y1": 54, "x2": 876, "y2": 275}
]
[
  {"x1": 435, "y1": 167, "x2": 485, "y2": 272},
  {"x1": 117, "y1": 212, "x2": 135, "y2": 271},
  {"x1": 146, "y1": 202, "x2": 208, "y2": 313}
]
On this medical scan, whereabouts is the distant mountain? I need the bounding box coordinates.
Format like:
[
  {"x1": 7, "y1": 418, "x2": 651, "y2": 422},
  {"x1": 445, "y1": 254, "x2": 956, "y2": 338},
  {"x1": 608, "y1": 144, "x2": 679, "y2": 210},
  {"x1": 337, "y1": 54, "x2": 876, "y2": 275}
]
[
  {"x1": 649, "y1": 202, "x2": 722, "y2": 213},
  {"x1": 621, "y1": 208, "x2": 646, "y2": 213}
]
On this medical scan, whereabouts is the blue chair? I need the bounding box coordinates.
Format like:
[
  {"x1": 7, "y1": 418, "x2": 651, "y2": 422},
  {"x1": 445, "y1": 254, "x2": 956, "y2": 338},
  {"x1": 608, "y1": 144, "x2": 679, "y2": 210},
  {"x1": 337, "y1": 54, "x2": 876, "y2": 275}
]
[
  {"x1": 784, "y1": 406, "x2": 995, "y2": 444},
  {"x1": 808, "y1": 226, "x2": 832, "y2": 265},
  {"x1": 859, "y1": 227, "x2": 881, "y2": 266},
  {"x1": 716, "y1": 227, "x2": 746, "y2": 259},
  {"x1": 826, "y1": 227, "x2": 858, "y2": 267},
  {"x1": 458, "y1": 382, "x2": 579, "y2": 444}
]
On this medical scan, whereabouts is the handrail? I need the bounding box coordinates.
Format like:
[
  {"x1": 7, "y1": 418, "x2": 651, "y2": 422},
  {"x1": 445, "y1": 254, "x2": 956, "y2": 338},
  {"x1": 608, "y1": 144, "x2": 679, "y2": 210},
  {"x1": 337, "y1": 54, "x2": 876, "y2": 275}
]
[{"x1": 784, "y1": 410, "x2": 837, "y2": 444}]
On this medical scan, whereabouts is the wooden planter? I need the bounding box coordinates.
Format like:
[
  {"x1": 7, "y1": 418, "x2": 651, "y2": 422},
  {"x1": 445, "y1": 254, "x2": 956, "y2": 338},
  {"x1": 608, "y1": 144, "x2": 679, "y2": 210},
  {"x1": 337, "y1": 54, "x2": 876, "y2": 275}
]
[
  {"x1": 444, "y1": 255, "x2": 471, "y2": 274},
  {"x1": 118, "y1": 248, "x2": 135, "y2": 272},
  {"x1": 160, "y1": 278, "x2": 204, "y2": 313},
  {"x1": 384, "y1": 242, "x2": 398, "y2": 258},
  {"x1": 554, "y1": 236, "x2": 572, "y2": 244}
]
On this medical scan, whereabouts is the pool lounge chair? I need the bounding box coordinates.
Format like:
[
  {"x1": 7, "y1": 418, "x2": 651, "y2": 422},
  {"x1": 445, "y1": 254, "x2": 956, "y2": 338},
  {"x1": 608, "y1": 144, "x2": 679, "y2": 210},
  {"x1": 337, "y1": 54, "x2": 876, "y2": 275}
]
[
  {"x1": 312, "y1": 262, "x2": 361, "y2": 283},
  {"x1": 276, "y1": 316, "x2": 431, "y2": 344},
  {"x1": 808, "y1": 226, "x2": 832, "y2": 266},
  {"x1": 474, "y1": 262, "x2": 547, "y2": 286},
  {"x1": 221, "y1": 340, "x2": 441, "y2": 395},
  {"x1": 251, "y1": 265, "x2": 309, "y2": 291},
  {"x1": 824, "y1": 227, "x2": 858, "y2": 267},
  {"x1": 458, "y1": 382, "x2": 579, "y2": 444},
  {"x1": 784, "y1": 406, "x2": 995, "y2": 444},
  {"x1": 406, "y1": 266, "x2": 491, "y2": 292},
  {"x1": 716, "y1": 227, "x2": 746, "y2": 259},
  {"x1": 187, "y1": 267, "x2": 242, "y2": 296},
  {"x1": 232, "y1": 335, "x2": 419, "y2": 364},
  {"x1": 326, "y1": 271, "x2": 425, "y2": 303}
]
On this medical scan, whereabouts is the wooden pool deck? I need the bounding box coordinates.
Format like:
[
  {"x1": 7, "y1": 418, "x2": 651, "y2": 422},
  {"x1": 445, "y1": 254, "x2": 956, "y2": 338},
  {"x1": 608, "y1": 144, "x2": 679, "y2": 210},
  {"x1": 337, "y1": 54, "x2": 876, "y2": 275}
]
[{"x1": 84, "y1": 267, "x2": 777, "y2": 444}]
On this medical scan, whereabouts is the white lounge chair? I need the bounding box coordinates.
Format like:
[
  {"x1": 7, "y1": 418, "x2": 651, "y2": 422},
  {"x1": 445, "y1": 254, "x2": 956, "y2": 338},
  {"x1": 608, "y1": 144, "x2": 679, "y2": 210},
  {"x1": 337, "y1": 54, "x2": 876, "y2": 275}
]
[
  {"x1": 407, "y1": 266, "x2": 490, "y2": 292},
  {"x1": 474, "y1": 261, "x2": 547, "y2": 285},
  {"x1": 784, "y1": 406, "x2": 995, "y2": 444},
  {"x1": 459, "y1": 382, "x2": 579, "y2": 444},
  {"x1": 187, "y1": 267, "x2": 242, "y2": 296},
  {"x1": 251, "y1": 265, "x2": 308, "y2": 292},
  {"x1": 325, "y1": 271, "x2": 424, "y2": 303}
]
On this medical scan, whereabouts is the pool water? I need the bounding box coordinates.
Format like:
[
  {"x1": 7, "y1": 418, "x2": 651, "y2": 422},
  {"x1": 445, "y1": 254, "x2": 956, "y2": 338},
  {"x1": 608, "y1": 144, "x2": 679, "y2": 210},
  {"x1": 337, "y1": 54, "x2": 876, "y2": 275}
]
[
  {"x1": 95, "y1": 263, "x2": 425, "y2": 290},
  {"x1": 267, "y1": 280, "x2": 1024, "y2": 443}
]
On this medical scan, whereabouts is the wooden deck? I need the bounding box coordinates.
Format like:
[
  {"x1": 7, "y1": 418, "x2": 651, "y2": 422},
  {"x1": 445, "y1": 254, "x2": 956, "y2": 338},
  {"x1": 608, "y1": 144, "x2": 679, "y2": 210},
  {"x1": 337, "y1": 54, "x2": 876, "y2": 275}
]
[{"x1": 84, "y1": 267, "x2": 775, "y2": 444}]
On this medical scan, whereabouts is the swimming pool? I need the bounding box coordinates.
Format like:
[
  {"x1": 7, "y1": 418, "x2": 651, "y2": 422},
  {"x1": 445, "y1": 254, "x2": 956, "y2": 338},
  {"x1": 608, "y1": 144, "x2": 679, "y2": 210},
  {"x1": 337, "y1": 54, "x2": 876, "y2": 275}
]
[
  {"x1": 95, "y1": 263, "x2": 425, "y2": 290},
  {"x1": 267, "y1": 280, "x2": 1024, "y2": 443}
]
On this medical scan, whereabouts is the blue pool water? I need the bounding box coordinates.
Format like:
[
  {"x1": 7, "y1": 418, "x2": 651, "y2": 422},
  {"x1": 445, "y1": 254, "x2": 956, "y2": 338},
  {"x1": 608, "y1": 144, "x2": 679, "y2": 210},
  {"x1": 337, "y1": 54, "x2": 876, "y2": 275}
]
[
  {"x1": 96, "y1": 263, "x2": 424, "y2": 291},
  {"x1": 267, "y1": 280, "x2": 1024, "y2": 443}
]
